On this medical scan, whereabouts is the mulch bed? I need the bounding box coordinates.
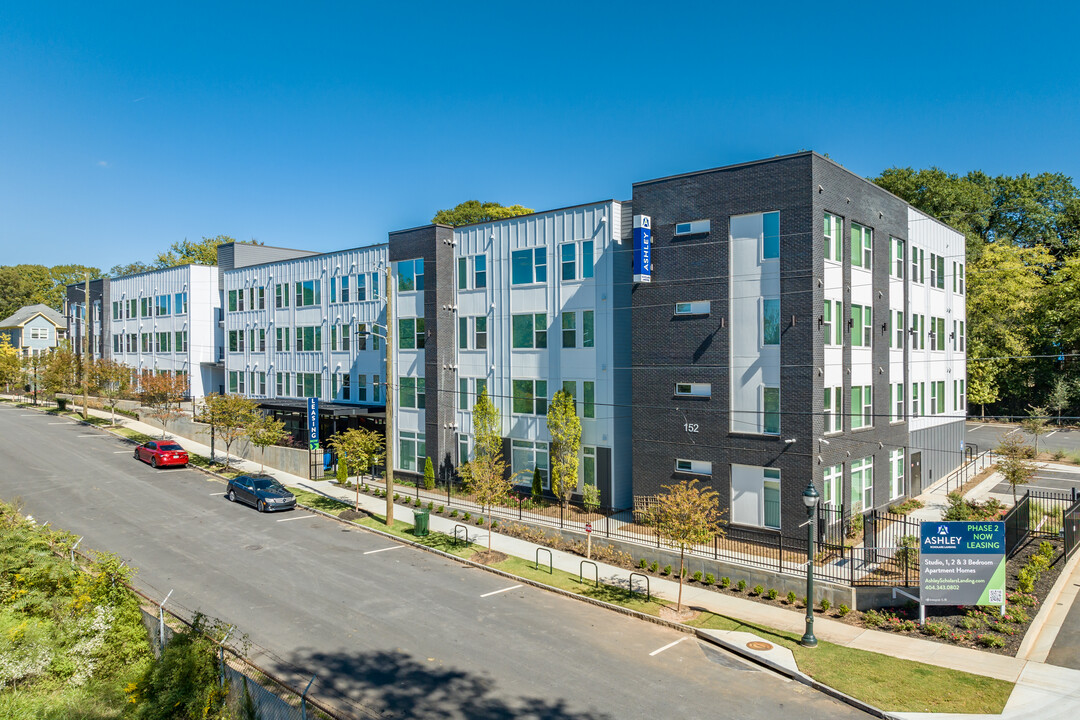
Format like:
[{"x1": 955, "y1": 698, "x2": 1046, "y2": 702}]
[{"x1": 472, "y1": 550, "x2": 508, "y2": 565}]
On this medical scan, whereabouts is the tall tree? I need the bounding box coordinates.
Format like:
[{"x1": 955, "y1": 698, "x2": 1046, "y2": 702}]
[
  {"x1": 139, "y1": 371, "x2": 189, "y2": 439},
  {"x1": 458, "y1": 451, "x2": 511, "y2": 550},
  {"x1": 246, "y1": 412, "x2": 287, "y2": 473},
  {"x1": 203, "y1": 393, "x2": 259, "y2": 468},
  {"x1": 547, "y1": 389, "x2": 581, "y2": 507},
  {"x1": 0, "y1": 263, "x2": 99, "y2": 317},
  {"x1": 1021, "y1": 406, "x2": 1050, "y2": 456},
  {"x1": 328, "y1": 428, "x2": 384, "y2": 511},
  {"x1": 40, "y1": 340, "x2": 79, "y2": 398},
  {"x1": 432, "y1": 201, "x2": 534, "y2": 227},
  {"x1": 153, "y1": 235, "x2": 252, "y2": 268},
  {"x1": 472, "y1": 387, "x2": 502, "y2": 466},
  {"x1": 997, "y1": 434, "x2": 1036, "y2": 504},
  {"x1": 1046, "y1": 376, "x2": 1074, "y2": 426},
  {"x1": 90, "y1": 358, "x2": 131, "y2": 425},
  {"x1": 0, "y1": 336, "x2": 20, "y2": 393},
  {"x1": 646, "y1": 479, "x2": 724, "y2": 611}
]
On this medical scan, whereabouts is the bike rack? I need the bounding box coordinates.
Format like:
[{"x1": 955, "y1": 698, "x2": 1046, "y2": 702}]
[
  {"x1": 629, "y1": 572, "x2": 650, "y2": 601},
  {"x1": 453, "y1": 524, "x2": 469, "y2": 546},
  {"x1": 535, "y1": 547, "x2": 553, "y2": 574},
  {"x1": 579, "y1": 560, "x2": 599, "y2": 587}
]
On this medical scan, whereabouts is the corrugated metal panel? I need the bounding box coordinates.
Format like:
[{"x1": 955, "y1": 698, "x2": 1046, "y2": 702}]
[
  {"x1": 620, "y1": 202, "x2": 633, "y2": 241},
  {"x1": 911, "y1": 419, "x2": 965, "y2": 487}
]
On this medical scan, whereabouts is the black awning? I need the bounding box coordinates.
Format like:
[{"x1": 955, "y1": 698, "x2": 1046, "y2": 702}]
[{"x1": 256, "y1": 399, "x2": 386, "y2": 418}]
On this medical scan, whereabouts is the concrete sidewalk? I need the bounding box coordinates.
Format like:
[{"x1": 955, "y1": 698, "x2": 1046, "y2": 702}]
[{"x1": 26, "y1": 400, "x2": 1080, "y2": 718}]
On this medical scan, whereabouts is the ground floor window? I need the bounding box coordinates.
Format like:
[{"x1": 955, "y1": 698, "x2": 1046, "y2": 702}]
[
  {"x1": 823, "y1": 464, "x2": 842, "y2": 506},
  {"x1": 890, "y1": 449, "x2": 905, "y2": 500},
  {"x1": 399, "y1": 431, "x2": 426, "y2": 473},
  {"x1": 512, "y1": 440, "x2": 548, "y2": 488},
  {"x1": 731, "y1": 464, "x2": 781, "y2": 530},
  {"x1": 582, "y1": 446, "x2": 596, "y2": 488},
  {"x1": 851, "y1": 457, "x2": 874, "y2": 511}
]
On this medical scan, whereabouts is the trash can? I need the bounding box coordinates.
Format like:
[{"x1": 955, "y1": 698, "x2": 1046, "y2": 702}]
[{"x1": 413, "y1": 510, "x2": 430, "y2": 537}]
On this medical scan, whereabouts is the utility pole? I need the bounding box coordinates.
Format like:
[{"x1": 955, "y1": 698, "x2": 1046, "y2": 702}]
[
  {"x1": 82, "y1": 273, "x2": 90, "y2": 420},
  {"x1": 385, "y1": 264, "x2": 394, "y2": 527}
]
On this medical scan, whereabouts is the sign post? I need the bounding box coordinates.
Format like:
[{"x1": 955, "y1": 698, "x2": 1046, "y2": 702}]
[
  {"x1": 585, "y1": 521, "x2": 592, "y2": 560},
  {"x1": 920, "y1": 520, "x2": 1006, "y2": 613},
  {"x1": 307, "y1": 397, "x2": 319, "y2": 452},
  {"x1": 632, "y1": 215, "x2": 652, "y2": 283}
]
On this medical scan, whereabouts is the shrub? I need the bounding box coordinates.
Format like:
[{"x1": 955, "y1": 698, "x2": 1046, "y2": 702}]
[
  {"x1": 490, "y1": 519, "x2": 498, "y2": 529},
  {"x1": 863, "y1": 609, "x2": 885, "y2": 627},
  {"x1": 363, "y1": 483, "x2": 369, "y2": 492},
  {"x1": 736, "y1": 579, "x2": 747, "y2": 592},
  {"x1": 1030, "y1": 553, "x2": 1050, "y2": 574},
  {"x1": 661, "y1": 565, "x2": 672, "y2": 576},
  {"x1": 393, "y1": 493, "x2": 400, "y2": 502},
  {"x1": 819, "y1": 598, "x2": 831, "y2": 612},
  {"x1": 639, "y1": 558, "x2": 648, "y2": 569},
  {"x1": 837, "y1": 604, "x2": 850, "y2": 617},
  {"x1": 959, "y1": 615, "x2": 983, "y2": 630},
  {"x1": 888, "y1": 498, "x2": 925, "y2": 515},
  {"x1": 977, "y1": 633, "x2": 1006, "y2": 648},
  {"x1": 944, "y1": 491, "x2": 1006, "y2": 521},
  {"x1": 463, "y1": 512, "x2": 471, "y2": 522},
  {"x1": 450, "y1": 509, "x2": 458, "y2": 518},
  {"x1": 1005, "y1": 606, "x2": 1030, "y2": 624},
  {"x1": 336, "y1": 459, "x2": 347, "y2": 484},
  {"x1": 693, "y1": 571, "x2": 703, "y2": 582},
  {"x1": 786, "y1": 591, "x2": 798, "y2": 605},
  {"x1": 1039, "y1": 540, "x2": 1056, "y2": 560},
  {"x1": 720, "y1": 577, "x2": 730, "y2": 588},
  {"x1": 532, "y1": 467, "x2": 543, "y2": 500},
  {"x1": 897, "y1": 619, "x2": 917, "y2": 632},
  {"x1": 650, "y1": 561, "x2": 659, "y2": 573},
  {"x1": 896, "y1": 535, "x2": 920, "y2": 570},
  {"x1": 424, "y1": 456, "x2": 435, "y2": 490},
  {"x1": 1008, "y1": 591, "x2": 1037, "y2": 607},
  {"x1": 923, "y1": 621, "x2": 949, "y2": 638},
  {"x1": 1054, "y1": 449, "x2": 1066, "y2": 461},
  {"x1": 846, "y1": 513, "x2": 864, "y2": 538},
  {"x1": 427, "y1": 501, "x2": 434, "y2": 510},
  {"x1": 767, "y1": 588, "x2": 778, "y2": 600},
  {"x1": 436, "y1": 505, "x2": 445, "y2": 514},
  {"x1": 1018, "y1": 567, "x2": 1036, "y2": 593},
  {"x1": 476, "y1": 516, "x2": 484, "y2": 525},
  {"x1": 704, "y1": 573, "x2": 715, "y2": 585},
  {"x1": 752, "y1": 584, "x2": 764, "y2": 596}
]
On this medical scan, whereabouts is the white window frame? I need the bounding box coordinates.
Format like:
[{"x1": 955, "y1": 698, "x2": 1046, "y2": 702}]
[
  {"x1": 823, "y1": 464, "x2": 842, "y2": 506},
  {"x1": 675, "y1": 458, "x2": 712, "y2": 476},
  {"x1": 824, "y1": 212, "x2": 842, "y2": 263},
  {"x1": 674, "y1": 382, "x2": 711, "y2": 398},
  {"x1": 890, "y1": 449, "x2": 905, "y2": 500},
  {"x1": 675, "y1": 300, "x2": 711, "y2": 316}
]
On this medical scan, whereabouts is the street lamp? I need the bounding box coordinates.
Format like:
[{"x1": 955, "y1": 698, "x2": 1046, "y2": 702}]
[{"x1": 801, "y1": 480, "x2": 820, "y2": 648}]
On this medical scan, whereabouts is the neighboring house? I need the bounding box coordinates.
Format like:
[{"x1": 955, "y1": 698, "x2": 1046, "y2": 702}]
[{"x1": 0, "y1": 304, "x2": 66, "y2": 356}]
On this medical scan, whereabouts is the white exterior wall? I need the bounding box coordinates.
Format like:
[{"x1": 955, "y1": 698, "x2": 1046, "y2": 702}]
[
  {"x1": 446, "y1": 201, "x2": 626, "y2": 498},
  {"x1": 222, "y1": 245, "x2": 387, "y2": 404},
  {"x1": 907, "y1": 208, "x2": 966, "y2": 432},
  {"x1": 108, "y1": 265, "x2": 220, "y2": 398}
]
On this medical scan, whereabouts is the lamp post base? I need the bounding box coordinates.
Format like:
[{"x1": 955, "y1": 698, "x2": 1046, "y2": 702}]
[{"x1": 800, "y1": 632, "x2": 817, "y2": 648}]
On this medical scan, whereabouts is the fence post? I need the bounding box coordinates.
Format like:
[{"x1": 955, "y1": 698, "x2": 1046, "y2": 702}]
[
  {"x1": 301, "y1": 674, "x2": 316, "y2": 720},
  {"x1": 560, "y1": 502, "x2": 564, "y2": 529},
  {"x1": 714, "y1": 534, "x2": 718, "y2": 560},
  {"x1": 778, "y1": 532, "x2": 784, "y2": 572}
]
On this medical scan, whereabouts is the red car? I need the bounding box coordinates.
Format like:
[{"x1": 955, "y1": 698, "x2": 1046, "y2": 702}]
[{"x1": 133, "y1": 440, "x2": 189, "y2": 468}]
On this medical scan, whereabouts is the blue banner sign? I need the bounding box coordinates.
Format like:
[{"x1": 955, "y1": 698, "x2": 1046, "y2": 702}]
[
  {"x1": 307, "y1": 397, "x2": 319, "y2": 451},
  {"x1": 919, "y1": 521, "x2": 1006, "y2": 606},
  {"x1": 633, "y1": 214, "x2": 651, "y2": 283}
]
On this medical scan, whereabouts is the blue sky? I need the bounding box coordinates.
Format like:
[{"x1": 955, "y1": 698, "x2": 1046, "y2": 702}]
[{"x1": 2, "y1": 1, "x2": 1078, "y2": 270}]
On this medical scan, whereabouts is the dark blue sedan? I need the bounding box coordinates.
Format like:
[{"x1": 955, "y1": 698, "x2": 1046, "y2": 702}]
[{"x1": 225, "y1": 475, "x2": 296, "y2": 513}]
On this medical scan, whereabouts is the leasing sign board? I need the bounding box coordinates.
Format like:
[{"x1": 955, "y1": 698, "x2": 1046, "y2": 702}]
[
  {"x1": 632, "y1": 215, "x2": 651, "y2": 282},
  {"x1": 307, "y1": 397, "x2": 319, "y2": 451},
  {"x1": 919, "y1": 521, "x2": 1006, "y2": 606}
]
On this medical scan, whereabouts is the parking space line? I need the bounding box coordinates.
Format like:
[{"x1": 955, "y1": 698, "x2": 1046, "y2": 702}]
[
  {"x1": 649, "y1": 637, "x2": 688, "y2": 656},
  {"x1": 209, "y1": 492, "x2": 226, "y2": 496},
  {"x1": 48, "y1": 422, "x2": 73, "y2": 425},
  {"x1": 1046, "y1": 431, "x2": 1058, "y2": 437},
  {"x1": 363, "y1": 545, "x2": 404, "y2": 554},
  {"x1": 114, "y1": 451, "x2": 132, "y2": 454},
  {"x1": 480, "y1": 584, "x2": 523, "y2": 598},
  {"x1": 77, "y1": 434, "x2": 105, "y2": 438},
  {"x1": 276, "y1": 514, "x2": 318, "y2": 522}
]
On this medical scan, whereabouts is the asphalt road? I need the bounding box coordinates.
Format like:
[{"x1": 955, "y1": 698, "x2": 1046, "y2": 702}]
[
  {"x1": 965, "y1": 421, "x2": 1080, "y2": 459},
  {"x1": 0, "y1": 404, "x2": 863, "y2": 720}
]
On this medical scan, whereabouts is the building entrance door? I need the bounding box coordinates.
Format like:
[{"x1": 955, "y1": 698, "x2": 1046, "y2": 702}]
[{"x1": 910, "y1": 452, "x2": 923, "y2": 495}]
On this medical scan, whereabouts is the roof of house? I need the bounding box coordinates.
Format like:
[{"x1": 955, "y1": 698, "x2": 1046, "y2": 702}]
[{"x1": 0, "y1": 304, "x2": 65, "y2": 329}]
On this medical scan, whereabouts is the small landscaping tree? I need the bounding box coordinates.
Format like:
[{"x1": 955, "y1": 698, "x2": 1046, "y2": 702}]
[
  {"x1": 90, "y1": 357, "x2": 131, "y2": 425},
  {"x1": 203, "y1": 392, "x2": 259, "y2": 468},
  {"x1": 547, "y1": 389, "x2": 581, "y2": 507},
  {"x1": 582, "y1": 483, "x2": 601, "y2": 514},
  {"x1": 998, "y1": 433, "x2": 1037, "y2": 504},
  {"x1": 458, "y1": 451, "x2": 511, "y2": 550},
  {"x1": 531, "y1": 467, "x2": 542, "y2": 500},
  {"x1": 1021, "y1": 405, "x2": 1049, "y2": 456},
  {"x1": 246, "y1": 411, "x2": 286, "y2": 473},
  {"x1": 138, "y1": 370, "x2": 189, "y2": 439},
  {"x1": 646, "y1": 478, "x2": 724, "y2": 611},
  {"x1": 424, "y1": 456, "x2": 435, "y2": 490},
  {"x1": 0, "y1": 335, "x2": 20, "y2": 394},
  {"x1": 328, "y1": 427, "x2": 384, "y2": 511},
  {"x1": 40, "y1": 339, "x2": 79, "y2": 399},
  {"x1": 1047, "y1": 377, "x2": 1074, "y2": 427}
]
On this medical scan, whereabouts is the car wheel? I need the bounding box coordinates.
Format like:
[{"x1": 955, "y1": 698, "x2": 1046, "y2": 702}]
[
  {"x1": 134, "y1": 450, "x2": 140, "y2": 461},
  {"x1": 257, "y1": 500, "x2": 266, "y2": 513},
  {"x1": 226, "y1": 489, "x2": 235, "y2": 502},
  {"x1": 151, "y1": 456, "x2": 158, "y2": 468}
]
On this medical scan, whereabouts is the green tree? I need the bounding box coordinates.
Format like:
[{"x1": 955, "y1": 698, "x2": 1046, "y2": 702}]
[
  {"x1": 0, "y1": 264, "x2": 101, "y2": 317},
  {"x1": 423, "y1": 456, "x2": 435, "y2": 490},
  {"x1": 328, "y1": 428, "x2": 384, "y2": 510},
  {"x1": 1046, "y1": 376, "x2": 1074, "y2": 426},
  {"x1": 432, "y1": 200, "x2": 534, "y2": 227},
  {"x1": 107, "y1": 260, "x2": 154, "y2": 277},
  {"x1": 246, "y1": 412, "x2": 286, "y2": 473},
  {"x1": 997, "y1": 433, "x2": 1037, "y2": 504},
  {"x1": 40, "y1": 340, "x2": 79, "y2": 398},
  {"x1": 153, "y1": 235, "x2": 248, "y2": 268},
  {"x1": 0, "y1": 335, "x2": 20, "y2": 393},
  {"x1": 139, "y1": 371, "x2": 189, "y2": 439},
  {"x1": 472, "y1": 387, "x2": 502, "y2": 463},
  {"x1": 646, "y1": 479, "x2": 724, "y2": 611},
  {"x1": 458, "y1": 451, "x2": 511, "y2": 550},
  {"x1": 132, "y1": 614, "x2": 228, "y2": 719},
  {"x1": 531, "y1": 467, "x2": 542, "y2": 500},
  {"x1": 547, "y1": 389, "x2": 581, "y2": 507},
  {"x1": 967, "y1": 361, "x2": 1001, "y2": 419},
  {"x1": 90, "y1": 357, "x2": 131, "y2": 425},
  {"x1": 203, "y1": 392, "x2": 259, "y2": 467},
  {"x1": 1021, "y1": 405, "x2": 1050, "y2": 456}
]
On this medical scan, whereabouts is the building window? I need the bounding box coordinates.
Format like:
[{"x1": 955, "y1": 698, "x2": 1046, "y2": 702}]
[
  {"x1": 511, "y1": 248, "x2": 547, "y2": 285},
  {"x1": 583, "y1": 381, "x2": 595, "y2": 419},
  {"x1": 275, "y1": 328, "x2": 290, "y2": 352},
  {"x1": 174, "y1": 331, "x2": 188, "y2": 353},
  {"x1": 582, "y1": 446, "x2": 596, "y2": 488},
  {"x1": 140, "y1": 297, "x2": 150, "y2": 317},
  {"x1": 474, "y1": 316, "x2": 487, "y2": 350},
  {"x1": 128, "y1": 299, "x2": 138, "y2": 318},
  {"x1": 823, "y1": 300, "x2": 833, "y2": 346},
  {"x1": 370, "y1": 272, "x2": 380, "y2": 299},
  {"x1": 911, "y1": 247, "x2": 925, "y2": 284},
  {"x1": 959, "y1": 379, "x2": 966, "y2": 410},
  {"x1": 850, "y1": 223, "x2": 872, "y2": 269},
  {"x1": 824, "y1": 386, "x2": 841, "y2": 433},
  {"x1": 674, "y1": 383, "x2": 711, "y2": 398},
  {"x1": 561, "y1": 243, "x2": 577, "y2": 281},
  {"x1": 824, "y1": 212, "x2": 842, "y2": 262},
  {"x1": 275, "y1": 283, "x2": 290, "y2": 308},
  {"x1": 459, "y1": 434, "x2": 470, "y2": 464},
  {"x1": 512, "y1": 314, "x2": 548, "y2": 349},
  {"x1": 512, "y1": 440, "x2": 548, "y2": 488},
  {"x1": 675, "y1": 458, "x2": 712, "y2": 475},
  {"x1": 823, "y1": 464, "x2": 842, "y2": 507},
  {"x1": 763, "y1": 387, "x2": 780, "y2": 435},
  {"x1": 155, "y1": 295, "x2": 170, "y2": 317},
  {"x1": 851, "y1": 457, "x2": 874, "y2": 511},
  {"x1": 930, "y1": 380, "x2": 945, "y2": 415},
  {"x1": 851, "y1": 305, "x2": 872, "y2": 347},
  {"x1": 397, "y1": 258, "x2": 424, "y2": 293},
  {"x1": 512, "y1": 379, "x2": 548, "y2": 415},
  {"x1": 297, "y1": 373, "x2": 320, "y2": 398},
  {"x1": 730, "y1": 465, "x2": 780, "y2": 529},
  {"x1": 763, "y1": 298, "x2": 780, "y2": 345},
  {"x1": 958, "y1": 321, "x2": 965, "y2": 352},
  {"x1": 112, "y1": 301, "x2": 120, "y2": 320},
  {"x1": 891, "y1": 238, "x2": 904, "y2": 279},
  {"x1": 562, "y1": 312, "x2": 576, "y2": 348},
  {"x1": 276, "y1": 372, "x2": 291, "y2": 397},
  {"x1": 372, "y1": 375, "x2": 380, "y2": 403},
  {"x1": 583, "y1": 310, "x2": 594, "y2": 348},
  {"x1": 894, "y1": 311, "x2": 905, "y2": 349},
  {"x1": 851, "y1": 385, "x2": 872, "y2": 429},
  {"x1": 398, "y1": 431, "x2": 425, "y2": 473},
  {"x1": 675, "y1": 301, "x2": 711, "y2": 316},
  {"x1": 762, "y1": 211, "x2": 780, "y2": 259},
  {"x1": 457, "y1": 258, "x2": 467, "y2": 290},
  {"x1": 295, "y1": 326, "x2": 322, "y2": 352},
  {"x1": 398, "y1": 318, "x2": 425, "y2": 350},
  {"x1": 399, "y1": 377, "x2": 426, "y2": 409},
  {"x1": 294, "y1": 280, "x2": 321, "y2": 307},
  {"x1": 893, "y1": 383, "x2": 904, "y2": 421},
  {"x1": 459, "y1": 378, "x2": 468, "y2": 410},
  {"x1": 958, "y1": 264, "x2": 965, "y2": 294},
  {"x1": 356, "y1": 274, "x2": 367, "y2": 301},
  {"x1": 890, "y1": 449, "x2": 905, "y2": 500},
  {"x1": 930, "y1": 253, "x2": 945, "y2": 289}
]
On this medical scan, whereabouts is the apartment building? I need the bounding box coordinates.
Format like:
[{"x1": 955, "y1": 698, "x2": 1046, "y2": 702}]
[
  {"x1": 629, "y1": 152, "x2": 965, "y2": 536},
  {"x1": 64, "y1": 278, "x2": 108, "y2": 361},
  {"x1": 386, "y1": 201, "x2": 633, "y2": 506},
  {"x1": 108, "y1": 264, "x2": 221, "y2": 398},
  {"x1": 220, "y1": 244, "x2": 388, "y2": 441}
]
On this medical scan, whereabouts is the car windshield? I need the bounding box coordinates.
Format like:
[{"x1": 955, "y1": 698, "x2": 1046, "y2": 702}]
[
  {"x1": 251, "y1": 479, "x2": 284, "y2": 491},
  {"x1": 160, "y1": 444, "x2": 183, "y2": 451}
]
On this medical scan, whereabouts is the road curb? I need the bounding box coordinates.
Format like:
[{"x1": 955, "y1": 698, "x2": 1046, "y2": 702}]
[{"x1": 293, "y1": 499, "x2": 893, "y2": 719}]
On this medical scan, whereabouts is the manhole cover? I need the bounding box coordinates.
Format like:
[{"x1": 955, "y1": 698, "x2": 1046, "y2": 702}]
[{"x1": 746, "y1": 641, "x2": 773, "y2": 651}]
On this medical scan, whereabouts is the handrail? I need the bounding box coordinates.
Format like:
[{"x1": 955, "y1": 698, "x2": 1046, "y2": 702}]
[
  {"x1": 535, "y1": 547, "x2": 553, "y2": 574},
  {"x1": 579, "y1": 560, "x2": 598, "y2": 587},
  {"x1": 628, "y1": 571, "x2": 650, "y2": 601}
]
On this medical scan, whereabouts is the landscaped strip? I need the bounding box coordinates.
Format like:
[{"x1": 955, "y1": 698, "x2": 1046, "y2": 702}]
[{"x1": 287, "y1": 488, "x2": 1013, "y2": 714}]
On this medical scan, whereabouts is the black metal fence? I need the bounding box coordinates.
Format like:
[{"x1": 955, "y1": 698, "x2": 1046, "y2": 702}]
[
  {"x1": 1004, "y1": 488, "x2": 1076, "y2": 557},
  {"x1": 1065, "y1": 497, "x2": 1080, "y2": 560}
]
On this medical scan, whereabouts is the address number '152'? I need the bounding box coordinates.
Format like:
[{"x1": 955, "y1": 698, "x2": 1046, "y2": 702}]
[{"x1": 684, "y1": 423, "x2": 699, "y2": 433}]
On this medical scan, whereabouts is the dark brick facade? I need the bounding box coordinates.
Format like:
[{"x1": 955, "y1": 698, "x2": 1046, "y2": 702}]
[{"x1": 630, "y1": 153, "x2": 912, "y2": 536}]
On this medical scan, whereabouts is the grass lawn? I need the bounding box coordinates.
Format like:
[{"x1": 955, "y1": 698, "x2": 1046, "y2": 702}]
[{"x1": 287, "y1": 488, "x2": 1014, "y2": 715}]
